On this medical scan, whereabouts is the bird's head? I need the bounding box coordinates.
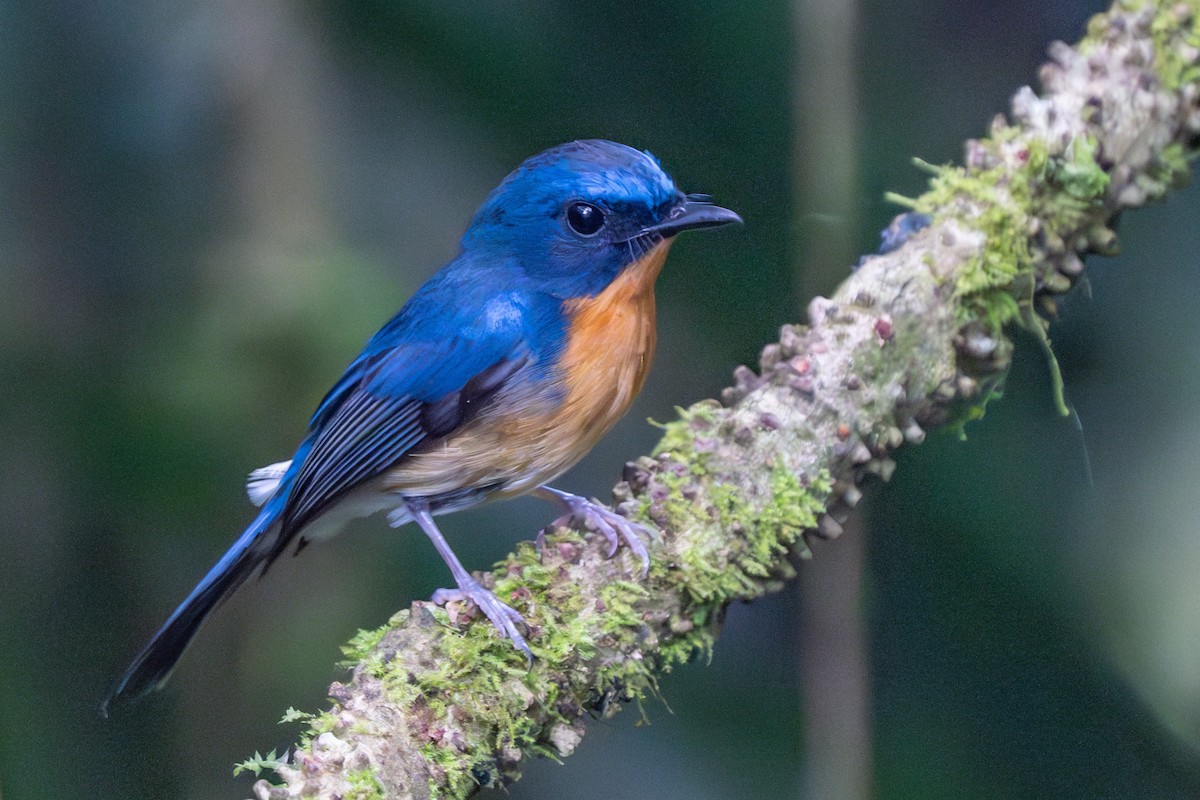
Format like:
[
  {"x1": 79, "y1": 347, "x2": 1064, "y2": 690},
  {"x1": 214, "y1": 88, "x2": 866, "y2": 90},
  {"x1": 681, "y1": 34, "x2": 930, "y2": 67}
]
[{"x1": 461, "y1": 140, "x2": 741, "y2": 298}]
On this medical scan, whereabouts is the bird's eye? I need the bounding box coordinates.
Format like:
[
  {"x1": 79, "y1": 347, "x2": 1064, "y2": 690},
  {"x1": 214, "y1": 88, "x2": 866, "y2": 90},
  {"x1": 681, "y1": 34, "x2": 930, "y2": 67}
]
[{"x1": 566, "y1": 202, "x2": 605, "y2": 236}]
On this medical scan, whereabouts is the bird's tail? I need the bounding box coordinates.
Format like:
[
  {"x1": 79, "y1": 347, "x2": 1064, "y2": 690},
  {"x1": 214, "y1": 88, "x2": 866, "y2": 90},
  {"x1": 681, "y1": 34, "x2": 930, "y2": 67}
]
[{"x1": 101, "y1": 501, "x2": 282, "y2": 715}]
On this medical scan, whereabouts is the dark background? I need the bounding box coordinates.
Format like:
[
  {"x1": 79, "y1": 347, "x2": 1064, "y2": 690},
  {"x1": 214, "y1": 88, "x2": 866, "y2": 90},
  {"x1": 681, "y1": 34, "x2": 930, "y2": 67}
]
[{"x1": 3, "y1": 1, "x2": 1199, "y2": 798}]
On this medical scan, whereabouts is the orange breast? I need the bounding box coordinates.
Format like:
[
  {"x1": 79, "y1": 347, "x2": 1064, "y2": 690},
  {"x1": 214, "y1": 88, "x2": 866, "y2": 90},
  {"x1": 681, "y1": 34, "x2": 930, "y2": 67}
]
[
  {"x1": 552, "y1": 239, "x2": 672, "y2": 454},
  {"x1": 384, "y1": 240, "x2": 674, "y2": 501}
]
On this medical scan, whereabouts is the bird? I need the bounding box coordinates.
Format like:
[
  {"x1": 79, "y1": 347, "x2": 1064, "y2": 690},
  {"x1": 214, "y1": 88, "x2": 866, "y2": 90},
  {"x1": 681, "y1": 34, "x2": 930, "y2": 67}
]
[{"x1": 103, "y1": 139, "x2": 741, "y2": 712}]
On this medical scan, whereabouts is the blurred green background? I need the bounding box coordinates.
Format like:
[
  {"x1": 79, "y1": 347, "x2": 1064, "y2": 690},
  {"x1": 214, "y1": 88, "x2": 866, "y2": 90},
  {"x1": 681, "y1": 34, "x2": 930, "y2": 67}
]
[{"x1": 3, "y1": 0, "x2": 1200, "y2": 798}]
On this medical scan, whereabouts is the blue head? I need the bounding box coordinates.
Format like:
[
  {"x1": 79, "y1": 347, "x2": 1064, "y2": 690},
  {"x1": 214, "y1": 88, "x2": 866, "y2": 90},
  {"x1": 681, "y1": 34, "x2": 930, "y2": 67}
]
[{"x1": 461, "y1": 140, "x2": 741, "y2": 298}]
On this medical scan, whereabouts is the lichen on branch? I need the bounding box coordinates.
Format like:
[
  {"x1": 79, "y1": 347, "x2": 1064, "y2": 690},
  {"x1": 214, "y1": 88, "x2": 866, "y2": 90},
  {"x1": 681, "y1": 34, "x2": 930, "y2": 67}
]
[{"x1": 251, "y1": 2, "x2": 1200, "y2": 798}]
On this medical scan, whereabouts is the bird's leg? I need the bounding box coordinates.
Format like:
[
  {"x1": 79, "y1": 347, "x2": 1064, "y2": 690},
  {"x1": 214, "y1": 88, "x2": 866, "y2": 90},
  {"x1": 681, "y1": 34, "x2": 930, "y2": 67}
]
[
  {"x1": 402, "y1": 499, "x2": 532, "y2": 661},
  {"x1": 533, "y1": 486, "x2": 652, "y2": 576}
]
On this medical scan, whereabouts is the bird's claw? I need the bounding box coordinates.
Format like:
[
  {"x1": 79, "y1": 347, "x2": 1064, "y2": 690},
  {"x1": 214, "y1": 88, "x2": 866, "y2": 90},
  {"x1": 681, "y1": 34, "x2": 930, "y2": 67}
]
[
  {"x1": 554, "y1": 495, "x2": 653, "y2": 576},
  {"x1": 432, "y1": 579, "x2": 532, "y2": 662}
]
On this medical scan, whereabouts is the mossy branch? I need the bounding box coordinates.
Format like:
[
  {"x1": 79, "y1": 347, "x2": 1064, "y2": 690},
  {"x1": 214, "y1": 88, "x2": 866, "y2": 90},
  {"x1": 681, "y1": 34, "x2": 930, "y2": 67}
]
[{"x1": 251, "y1": 2, "x2": 1200, "y2": 798}]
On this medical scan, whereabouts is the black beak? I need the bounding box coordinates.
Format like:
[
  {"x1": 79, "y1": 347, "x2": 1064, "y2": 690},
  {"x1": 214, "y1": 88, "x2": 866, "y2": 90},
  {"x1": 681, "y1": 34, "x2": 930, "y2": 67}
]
[{"x1": 640, "y1": 195, "x2": 743, "y2": 238}]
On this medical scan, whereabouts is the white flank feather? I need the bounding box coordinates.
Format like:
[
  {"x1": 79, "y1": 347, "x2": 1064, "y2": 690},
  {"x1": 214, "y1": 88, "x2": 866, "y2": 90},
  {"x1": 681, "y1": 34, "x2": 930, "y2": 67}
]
[{"x1": 246, "y1": 459, "x2": 292, "y2": 506}]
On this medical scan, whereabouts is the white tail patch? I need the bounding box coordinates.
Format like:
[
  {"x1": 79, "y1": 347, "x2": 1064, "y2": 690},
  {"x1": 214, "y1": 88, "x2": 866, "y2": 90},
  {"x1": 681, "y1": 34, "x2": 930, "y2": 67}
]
[{"x1": 246, "y1": 459, "x2": 292, "y2": 506}]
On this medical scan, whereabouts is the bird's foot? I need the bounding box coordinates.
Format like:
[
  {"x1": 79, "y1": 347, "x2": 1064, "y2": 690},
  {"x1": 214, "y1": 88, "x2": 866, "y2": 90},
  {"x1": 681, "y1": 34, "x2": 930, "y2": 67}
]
[
  {"x1": 537, "y1": 487, "x2": 652, "y2": 576},
  {"x1": 432, "y1": 578, "x2": 532, "y2": 662}
]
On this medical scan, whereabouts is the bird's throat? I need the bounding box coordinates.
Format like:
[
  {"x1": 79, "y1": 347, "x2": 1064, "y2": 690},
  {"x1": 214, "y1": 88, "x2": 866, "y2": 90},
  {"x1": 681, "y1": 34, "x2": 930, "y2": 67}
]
[{"x1": 555, "y1": 239, "x2": 673, "y2": 440}]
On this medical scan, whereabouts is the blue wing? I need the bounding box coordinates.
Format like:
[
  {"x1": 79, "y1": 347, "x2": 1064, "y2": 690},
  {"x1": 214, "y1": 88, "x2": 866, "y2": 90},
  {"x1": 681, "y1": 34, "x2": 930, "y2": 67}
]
[
  {"x1": 105, "y1": 270, "x2": 564, "y2": 709},
  {"x1": 265, "y1": 269, "x2": 565, "y2": 563},
  {"x1": 270, "y1": 337, "x2": 530, "y2": 562}
]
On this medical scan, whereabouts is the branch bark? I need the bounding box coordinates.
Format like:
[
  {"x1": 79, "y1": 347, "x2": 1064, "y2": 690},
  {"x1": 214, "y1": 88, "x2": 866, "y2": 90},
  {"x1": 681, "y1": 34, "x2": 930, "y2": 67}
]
[{"x1": 251, "y1": 2, "x2": 1200, "y2": 797}]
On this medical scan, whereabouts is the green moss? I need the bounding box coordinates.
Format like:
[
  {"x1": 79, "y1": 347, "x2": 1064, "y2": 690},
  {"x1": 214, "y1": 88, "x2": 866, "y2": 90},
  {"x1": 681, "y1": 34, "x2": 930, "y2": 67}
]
[
  {"x1": 1144, "y1": 0, "x2": 1200, "y2": 91},
  {"x1": 916, "y1": 168, "x2": 1029, "y2": 328},
  {"x1": 238, "y1": 704, "x2": 337, "y2": 781},
  {"x1": 233, "y1": 749, "x2": 286, "y2": 778},
  {"x1": 588, "y1": 575, "x2": 697, "y2": 710},
  {"x1": 763, "y1": 467, "x2": 827, "y2": 551},
  {"x1": 296, "y1": 709, "x2": 340, "y2": 750},
  {"x1": 651, "y1": 399, "x2": 723, "y2": 461},
  {"x1": 659, "y1": 622, "x2": 716, "y2": 668},
  {"x1": 911, "y1": 106, "x2": 1116, "y2": 421},
  {"x1": 340, "y1": 620, "x2": 393, "y2": 665},
  {"x1": 421, "y1": 740, "x2": 478, "y2": 799},
  {"x1": 916, "y1": 130, "x2": 1110, "y2": 327},
  {"x1": 597, "y1": 579, "x2": 649, "y2": 638},
  {"x1": 357, "y1": 529, "x2": 631, "y2": 797},
  {"x1": 1050, "y1": 135, "x2": 1111, "y2": 201},
  {"x1": 596, "y1": 647, "x2": 659, "y2": 702},
  {"x1": 1150, "y1": 140, "x2": 1197, "y2": 195},
  {"x1": 583, "y1": 463, "x2": 829, "y2": 710},
  {"x1": 343, "y1": 767, "x2": 387, "y2": 800},
  {"x1": 667, "y1": 465, "x2": 828, "y2": 605},
  {"x1": 279, "y1": 706, "x2": 315, "y2": 725}
]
